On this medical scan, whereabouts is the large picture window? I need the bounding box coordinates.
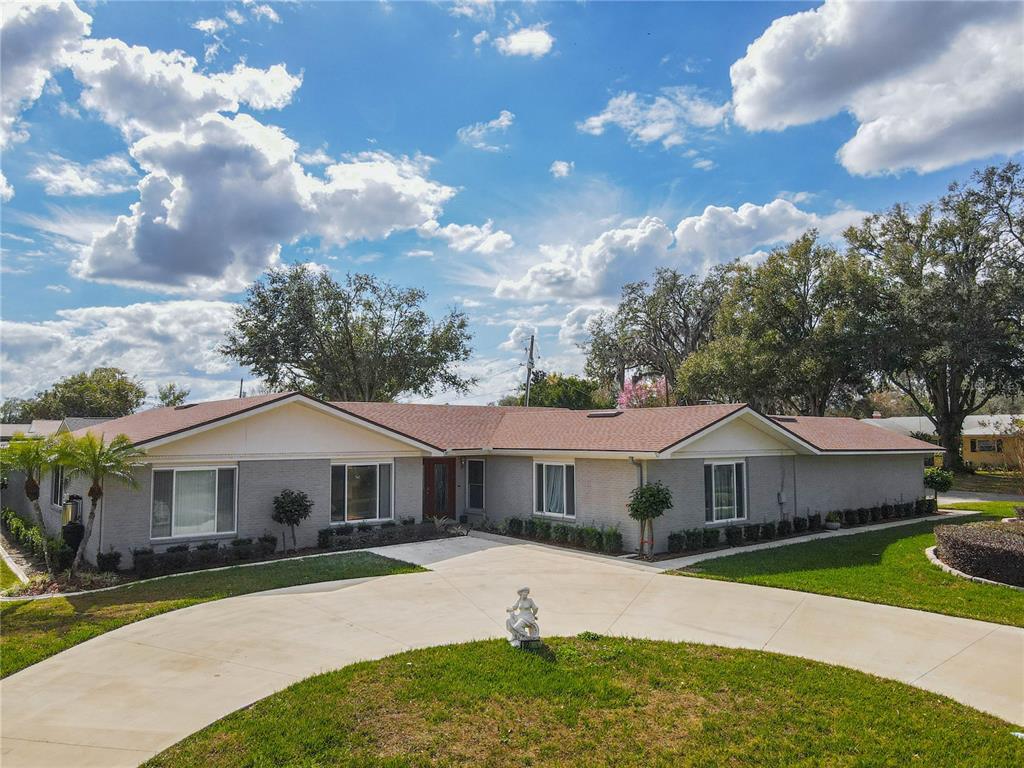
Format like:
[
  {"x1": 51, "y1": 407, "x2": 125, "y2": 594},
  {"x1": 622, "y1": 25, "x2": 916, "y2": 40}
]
[
  {"x1": 534, "y1": 462, "x2": 575, "y2": 518},
  {"x1": 151, "y1": 467, "x2": 236, "y2": 539},
  {"x1": 467, "y1": 459, "x2": 485, "y2": 510},
  {"x1": 704, "y1": 461, "x2": 746, "y2": 523},
  {"x1": 331, "y1": 463, "x2": 393, "y2": 523}
]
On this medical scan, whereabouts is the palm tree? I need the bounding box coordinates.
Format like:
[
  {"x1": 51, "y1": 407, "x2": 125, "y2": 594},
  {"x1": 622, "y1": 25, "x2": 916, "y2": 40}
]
[
  {"x1": 0, "y1": 434, "x2": 60, "y2": 573},
  {"x1": 60, "y1": 433, "x2": 147, "y2": 575}
]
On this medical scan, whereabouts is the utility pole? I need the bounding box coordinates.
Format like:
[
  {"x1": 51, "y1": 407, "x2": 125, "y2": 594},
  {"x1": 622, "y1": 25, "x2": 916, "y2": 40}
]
[
  {"x1": 523, "y1": 334, "x2": 535, "y2": 407},
  {"x1": 238, "y1": 378, "x2": 244, "y2": 398}
]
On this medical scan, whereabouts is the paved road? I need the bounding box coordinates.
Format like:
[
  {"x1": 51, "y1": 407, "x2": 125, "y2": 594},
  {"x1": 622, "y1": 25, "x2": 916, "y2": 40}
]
[
  {"x1": 1, "y1": 537, "x2": 1021, "y2": 767},
  {"x1": 939, "y1": 490, "x2": 1024, "y2": 506}
]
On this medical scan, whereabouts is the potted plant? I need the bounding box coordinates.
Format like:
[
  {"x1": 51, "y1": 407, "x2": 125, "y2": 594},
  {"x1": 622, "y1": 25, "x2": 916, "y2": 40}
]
[{"x1": 824, "y1": 511, "x2": 842, "y2": 531}]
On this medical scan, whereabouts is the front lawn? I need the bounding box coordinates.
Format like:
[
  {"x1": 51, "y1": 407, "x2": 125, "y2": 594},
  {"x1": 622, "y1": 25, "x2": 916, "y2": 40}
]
[
  {"x1": 674, "y1": 503, "x2": 1024, "y2": 627},
  {"x1": 0, "y1": 558, "x2": 21, "y2": 590},
  {"x1": 952, "y1": 469, "x2": 1023, "y2": 496},
  {"x1": 0, "y1": 552, "x2": 422, "y2": 678},
  {"x1": 147, "y1": 637, "x2": 1023, "y2": 768}
]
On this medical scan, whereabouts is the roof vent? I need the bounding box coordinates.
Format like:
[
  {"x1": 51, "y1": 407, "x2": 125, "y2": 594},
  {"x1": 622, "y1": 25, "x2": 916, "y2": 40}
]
[
  {"x1": 773, "y1": 416, "x2": 797, "y2": 422},
  {"x1": 587, "y1": 410, "x2": 622, "y2": 418},
  {"x1": 174, "y1": 403, "x2": 197, "y2": 410}
]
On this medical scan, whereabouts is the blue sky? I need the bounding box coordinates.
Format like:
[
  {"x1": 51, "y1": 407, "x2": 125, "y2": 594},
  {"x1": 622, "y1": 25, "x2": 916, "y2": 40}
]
[{"x1": 2, "y1": 0, "x2": 1022, "y2": 405}]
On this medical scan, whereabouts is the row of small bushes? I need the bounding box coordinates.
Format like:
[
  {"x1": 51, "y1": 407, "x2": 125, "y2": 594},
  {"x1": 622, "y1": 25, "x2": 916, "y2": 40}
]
[
  {"x1": 935, "y1": 522, "x2": 1024, "y2": 588},
  {"x1": 132, "y1": 534, "x2": 278, "y2": 579},
  {"x1": 832, "y1": 498, "x2": 937, "y2": 527},
  {"x1": 316, "y1": 519, "x2": 453, "y2": 550},
  {"x1": 668, "y1": 513, "x2": 824, "y2": 554},
  {"x1": 497, "y1": 517, "x2": 624, "y2": 554},
  {"x1": 0, "y1": 507, "x2": 72, "y2": 570}
]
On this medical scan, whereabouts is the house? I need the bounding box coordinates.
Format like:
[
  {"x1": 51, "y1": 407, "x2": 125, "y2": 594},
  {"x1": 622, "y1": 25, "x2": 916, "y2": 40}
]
[
  {"x1": 864, "y1": 414, "x2": 1022, "y2": 468},
  {"x1": 2, "y1": 393, "x2": 938, "y2": 566}
]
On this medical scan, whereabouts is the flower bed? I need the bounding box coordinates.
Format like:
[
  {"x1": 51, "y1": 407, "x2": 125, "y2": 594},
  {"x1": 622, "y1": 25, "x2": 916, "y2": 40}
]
[
  {"x1": 934, "y1": 521, "x2": 1024, "y2": 588},
  {"x1": 0, "y1": 507, "x2": 71, "y2": 570},
  {"x1": 476, "y1": 517, "x2": 624, "y2": 555},
  {"x1": 317, "y1": 519, "x2": 459, "y2": 552}
]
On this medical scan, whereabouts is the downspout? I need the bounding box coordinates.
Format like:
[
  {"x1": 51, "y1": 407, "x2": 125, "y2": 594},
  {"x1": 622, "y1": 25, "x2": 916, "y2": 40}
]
[{"x1": 792, "y1": 454, "x2": 798, "y2": 518}]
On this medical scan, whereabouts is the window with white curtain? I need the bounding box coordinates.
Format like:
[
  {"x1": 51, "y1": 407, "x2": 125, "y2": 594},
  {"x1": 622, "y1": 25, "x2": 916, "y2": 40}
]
[
  {"x1": 151, "y1": 467, "x2": 236, "y2": 539},
  {"x1": 534, "y1": 462, "x2": 575, "y2": 518},
  {"x1": 330, "y1": 463, "x2": 393, "y2": 523},
  {"x1": 703, "y1": 461, "x2": 746, "y2": 522}
]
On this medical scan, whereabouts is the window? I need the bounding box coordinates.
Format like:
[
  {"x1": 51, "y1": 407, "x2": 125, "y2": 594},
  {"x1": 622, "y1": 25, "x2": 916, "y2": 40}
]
[
  {"x1": 50, "y1": 466, "x2": 64, "y2": 507},
  {"x1": 534, "y1": 462, "x2": 575, "y2": 518},
  {"x1": 467, "y1": 459, "x2": 485, "y2": 510},
  {"x1": 973, "y1": 439, "x2": 1002, "y2": 453},
  {"x1": 151, "y1": 467, "x2": 236, "y2": 539},
  {"x1": 704, "y1": 461, "x2": 746, "y2": 523},
  {"x1": 331, "y1": 463, "x2": 393, "y2": 523}
]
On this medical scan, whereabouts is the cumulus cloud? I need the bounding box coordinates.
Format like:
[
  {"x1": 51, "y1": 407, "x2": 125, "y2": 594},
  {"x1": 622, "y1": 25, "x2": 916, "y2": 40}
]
[
  {"x1": 0, "y1": 300, "x2": 240, "y2": 401},
  {"x1": 457, "y1": 109, "x2": 515, "y2": 151},
  {"x1": 472, "y1": 30, "x2": 489, "y2": 49},
  {"x1": 298, "y1": 145, "x2": 334, "y2": 165},
  {"x1": 499, "y1": 321, "x2": 537, "y2": 351},
  {"x1": 29, "y1": 153, "x2": 137, "y2": 196},
  {"x1": 731, "y1": 0, "x2": 1024, "y2": 175},
  {"x1": 578, "y1": 86, "x2": 729, "y2": 150},
  {"x1": 673, "y1": 198, "x2": 868, "y2": 272},
  {"x1": 419, "y1": 218, "x2": 514, "y2": 255},
  {"x1": 192, "y1": 17, "x2": 227, "y2": 35},
  {"x1": 494, "y1": 23, "x2": 555, "y2": 58},
  {"x1": 0, "y1": 172, "x2": 13, "y2": 202},
  {"x1": 0, "y1": 1, "x2": 91, "y2": 149},
  {"x1": 250, "y1": 4, "x2": 281, "y2": 24},
  {"x1": 558, "y1": 305, "x2": 605, "y2": 346},
  {"x1": 449, "y1": 0, "x2": 494, "y2": 21},
  {"x1": 549, "y1": 160, "x2": 573, "y2": 178},
  {"x1": 226, "y1": 9, "x2": 246, "y2": 25},
  {"x1": 495, "y1": 217, "x2": 674, "y2": 300}
]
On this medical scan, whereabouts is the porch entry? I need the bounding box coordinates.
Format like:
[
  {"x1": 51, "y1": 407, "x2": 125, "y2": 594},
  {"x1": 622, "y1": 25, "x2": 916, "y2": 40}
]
[{"x1": 423, "y1": 457, "x2": 456, "y2": 519}]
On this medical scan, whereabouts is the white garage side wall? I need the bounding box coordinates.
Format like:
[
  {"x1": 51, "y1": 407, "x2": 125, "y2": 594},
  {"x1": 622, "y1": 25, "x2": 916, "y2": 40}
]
[{"x1": 793, "y1": 454, "x2": 926, "y2": 516}]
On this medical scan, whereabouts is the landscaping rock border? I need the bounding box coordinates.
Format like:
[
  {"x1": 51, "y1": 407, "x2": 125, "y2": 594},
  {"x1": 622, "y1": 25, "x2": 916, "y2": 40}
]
[{"x1": 925, "y1": 545, "x2": 1024, "y2": 592}]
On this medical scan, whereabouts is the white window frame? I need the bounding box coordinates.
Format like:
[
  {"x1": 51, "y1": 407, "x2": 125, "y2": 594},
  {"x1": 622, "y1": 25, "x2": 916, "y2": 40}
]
[
  {"x1": 975, "y1": 439, "x2": 1001, "y2": 453},
  {"x1": 150, "y1": 465, "x2": 238, "y2": 541},
  {"x1": 466, "y1": 459, "x2": 486, "y2": 511},
  {"x1": 50, "y1": 466, "x2": 64, "y2": 508},
  {"x1": 330, "y1": 461, "x2": 395, "y2": 524},
  {"x1": 705, "y1": 459, "x2": 747, "y2": 524},
  {"x1": 532, "y1": 461, "x2": 576, "y2": 519}
]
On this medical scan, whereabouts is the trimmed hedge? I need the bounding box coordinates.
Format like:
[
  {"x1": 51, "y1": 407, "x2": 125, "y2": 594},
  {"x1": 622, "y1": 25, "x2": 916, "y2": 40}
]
[
  {"x1": 316, "y1": 521, "x2": 452, "y2": 555},
  {"x1": 133, "y1": 534, "x2": 280, "y2": 579},
  {"x1": 1, "y1": 507, "x2": 71, "y2": 570},
  {"x1": 494, "y1": 518, "x2": 623, "y2": 554},
  {"x1": 935, "y1": 522, "x2": 1024, "y2": 588}
]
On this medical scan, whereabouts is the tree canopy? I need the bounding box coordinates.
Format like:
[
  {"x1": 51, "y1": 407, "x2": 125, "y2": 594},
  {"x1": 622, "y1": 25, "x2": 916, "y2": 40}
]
[
  {"x1": 156, "y1": 383, "x2": 190, "y2": 408},
  {"x1": 498, "y1": 370, "x2": 613, "y2": 410},
  {"x1": 1, "y1": 368, "x2": 146, "y2": 422},
  {"x1": 222, "y1": 266, "x2": 475, "y2": 402}
]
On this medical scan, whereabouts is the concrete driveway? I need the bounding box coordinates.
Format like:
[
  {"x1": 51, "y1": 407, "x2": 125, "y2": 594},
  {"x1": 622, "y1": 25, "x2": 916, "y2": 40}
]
[{"x1": 1, "y1": 537, "x2": 1022, "y2": 768}]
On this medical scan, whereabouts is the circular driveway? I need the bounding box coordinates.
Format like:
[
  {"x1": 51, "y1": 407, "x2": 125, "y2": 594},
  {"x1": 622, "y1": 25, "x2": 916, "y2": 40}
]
[{"x1": 2, "y1": 536, "x2": 1021, "y2": 767}]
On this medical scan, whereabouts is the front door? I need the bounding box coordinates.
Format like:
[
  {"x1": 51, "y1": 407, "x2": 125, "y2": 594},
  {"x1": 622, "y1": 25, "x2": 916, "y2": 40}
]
[{"x1": 423, "y1": 458, "x2": 456, "y2": 519}]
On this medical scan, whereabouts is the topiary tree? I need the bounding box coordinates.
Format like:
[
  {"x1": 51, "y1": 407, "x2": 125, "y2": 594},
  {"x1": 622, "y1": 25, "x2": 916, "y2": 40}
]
[
  {"x1": 627, "y1": 481, "x2": 673, "y2": 559},
  {"x1": 272, "y1": 489, "x2": 313, "y2": 552},
  {"x1": 924, "y1": 466, "x2": 954, "y2": 500}
]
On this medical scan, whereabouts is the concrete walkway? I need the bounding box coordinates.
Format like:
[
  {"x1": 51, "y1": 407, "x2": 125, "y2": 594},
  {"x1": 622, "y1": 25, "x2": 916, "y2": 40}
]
[
  {"x1": 939, "y1": 490, "x2": 1024, "y2": 505},
  {"x1": 1, "y1": 537, "x2": 1021, "y2": 768}
]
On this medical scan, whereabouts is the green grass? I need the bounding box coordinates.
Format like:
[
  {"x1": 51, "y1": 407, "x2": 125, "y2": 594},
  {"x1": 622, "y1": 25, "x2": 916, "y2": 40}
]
[
  {"x1": 674, "y1": 502, "x2": 1024, "y2": 627},
  {"x1": 0, "y1": 552, "x2": 423, "y2": 678},
  {"x1": 147, "y1": 637, "x2": 1023, "y2": 768},
  {"x1": 0, "y1": 558, "x2": 22, "y2": 590},
  {"x1": 952, "y1": 469, "x2": 1023, "y2": 495}
]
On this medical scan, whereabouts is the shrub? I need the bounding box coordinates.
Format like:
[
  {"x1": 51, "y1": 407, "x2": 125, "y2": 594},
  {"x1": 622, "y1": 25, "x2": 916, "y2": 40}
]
[
  {"x1": 335, "y1": 524, "x2": 353, "y2": 537},
  {"x1": 792, "y1": 516, "x2": 808, "y2": 533},
  {"x1": 808, "y1": 513, "x2": 822, "y2": 531},
  {"x1": 132, "y1": 548, "x2": 156, "y2": 578},
  {"x1": 915, "y1": 498, "x2": 929, "y2": 516},
  {"x1": 523, "y1": 518, "x2": 537, "y2": 538},
  {"x1": 552, "y1": 523, "x2": 571, "y2": 543},
  {"x1": 925, "y1": 497, "x2": 938, "y2": 515},
  {"x1": 194, "y1": 541, "x2": 221, "y2": 566},
  {"x1": 684, "y1": 529, "x2": 703, "y2": 551},
  {"x1": 317, "y1": 527, "x2": 334, "y2": 549},
  {"x1": 869, "y1": 506, "x2": 881, "y2": 523},
  {"x1": 381, "y1": 520, "x2": 397, "y2": 529},
  {"x1": 272, "y1": 489, "x2": 314, "y2": 551},
  {"x1": 569, "y1": 526, "x2": 585, "y2": 547},
  {"x1": 1, "y1": 508, "x2": 66, "y2": 568},
  {"x1": 900, "y1": 502, "x2": 914, "y2": 518},
  {"x1": 760, "y1": 522, "x2": 776, "y2": 540},
  {"x1": 724, "y1": 525, "x2": 744, "y2": 546},
  {"x1": 843, "y1": 509, "x2": 859, "y2": 527},
  {"x1": 702, "y1": 528, "x2": 720, "y2": 548},
  {"x1": 96, "y1": 549, "x2": 122, "y2": 573},
  {"x1": 743, "y1": 523, "x2": 761, "y2": 542},
  {"x1": 400, "y1": 516, "x2": 416, "y2": 526},
  {"x1": 924, "y1": 466, "x2": 954, "y2": 497},
  {"x1": 856, "y1": 508, "x2": 870, "y2": 525},
  {"x1": 581, "y1": 526, "x2": 602, "y2": 551},
  {"x1": 356, "y1": 523, "x2": 372, "y2": 533},
  {"x1": 534, "y1": 520, "x2": 552, "y2": 541},
  {"x1": 880, "y1": 503, "x2": 892, "y2": 520},
  {"x1": 165, "y1": 544, "x2": 190, "y2": 570},
  {"x1": 627, "y1": 481, "x2": 673, "y2": 559},
  {"x1": 777, "y1": 518, "x2": 792, "y2": 537},
  {"x1": 935, "y1": 522, "x2": 1024, "y2": 587},
  {"x1": 602, "y1": 528, "x2": 623, "y2": 554},
  {"x1": 230, "y1": 538, "x2": 254, "y2": 561},
  {"x1": 257, "y1": 533, "x2": 278, "y2": 556},
  {"x1": 506, "y1": 517, "x2": 524, "y2": 536},
  {"x1": 667, "y1": 532, "x2": 685, "y2": 554}
]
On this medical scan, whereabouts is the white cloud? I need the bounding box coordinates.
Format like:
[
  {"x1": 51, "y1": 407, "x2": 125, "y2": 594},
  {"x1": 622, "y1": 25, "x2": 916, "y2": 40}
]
[
  {"x1": 298, "y1": 145, "x2": 334, "y2": 165},
  {"x1": 499, "y1": 321, "x2": 537, "y2": 351},
  {"x1": 251, "y1": 4, "x2": 281, "y2": 24},
  {"x1": 0, "y1": 172, "x2": 13, "y2": 203},
  {"x1": 225, "y1": 9, "x2": 246, "y2": 25},
  {"x1": 45, "y1": 283, "x2": 71, "y2": 293},
  {"x1": 578, "y1": 86, "x2": 729, "y2": 150},
  {"x1": 457, "y1": 109, "x2": 514, "y2": 151},
  {"x1": 192, "y1": 17, "x2": 227, "y2": 35},
  {"x1": 673, "y1": 198, "x2": 868, "y2": 272},
  {"x1": 449, "y1": 0, "x2": 494, "y2": 21},
  {"x1": 0, "y1": 300, "x2": 240, "y2": 401},
  {"x1": 731, "y1": 0, "x2": 1024, "y2": 175},
  {"x1": 472, "y1": 30, "x2": 489, "y2": 48},
  {"x1": 549, "y1": 160, "x2": 573, "y2": 178},
  {"x1": 68, "y1": 39, "x2": 302, "y2": 137},
  {"x1": 558, "y1": 305, "x2": 605, "y2": 346},
  {"x1": 0, "y1": 1, "x2": 91, "y2": 149},
  {"x1": 419, "y1": 218, "x2": 514, "y2": 255},
  {"x1": 404, "y1": 249, "x2": 435, "y2": 259},
  {"x1": 494, "y1": 23, "x2": 555, "y2": 59},
  {"x1": 29, "y1": 153, "x2": 137, "y2": 196},
  {"x1": 692, "y1": 158, "x2": 714, "y2": 171},
  {"x1": 57, "y1": 99, "x2": 81, "y2": 119},
  {"x1": 495, "y1": 216, "x2": 674, "y2": 300}
]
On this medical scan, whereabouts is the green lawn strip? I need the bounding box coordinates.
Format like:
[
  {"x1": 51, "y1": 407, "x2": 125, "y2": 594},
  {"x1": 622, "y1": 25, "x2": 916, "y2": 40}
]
[
  {"x1": 674, "y1": 503, "x2": 1024, "y2": 628},
  {"x1": 0, "y1": 558, "x2": 21, "y2": 590},
  {"x1": 952, "y1": 470, "x2": 1022, "y2": 496},
  {"x1": 147, "y1": 637, "x2": 1023, "y2": 768},
  {"x1": 0, "y1": 552, "x2": 423, "y2": 678}
]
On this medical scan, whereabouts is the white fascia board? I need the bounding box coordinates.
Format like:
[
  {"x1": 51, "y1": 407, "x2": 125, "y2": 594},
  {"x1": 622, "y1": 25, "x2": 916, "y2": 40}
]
[{"x1": 657, "y1": 407, "x2": 820, "y2": 458}]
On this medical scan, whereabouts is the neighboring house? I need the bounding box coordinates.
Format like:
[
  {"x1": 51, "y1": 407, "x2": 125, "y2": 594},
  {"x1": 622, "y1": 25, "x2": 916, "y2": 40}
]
[
  {"x1": 0, "y1": 393, "x2": 937, "y2": 567},
  {"x1": 0, "y1": 424, "x2": 30, "y2": 444},
  {"x1": 864, "y1": 414, "x2": 1022, "y2": 468}
]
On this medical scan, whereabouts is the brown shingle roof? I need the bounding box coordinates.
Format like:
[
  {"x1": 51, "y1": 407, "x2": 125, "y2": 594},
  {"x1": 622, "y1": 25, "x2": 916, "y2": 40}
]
[{"x1": 73, "y1": 392, "x2": 938, "y2": 454}]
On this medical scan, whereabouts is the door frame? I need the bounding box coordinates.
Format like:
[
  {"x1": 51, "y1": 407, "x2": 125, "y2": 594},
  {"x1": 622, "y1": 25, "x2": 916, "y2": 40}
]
[{"x1": 423, "y1": 457, "x2": 457, "y2": 519}]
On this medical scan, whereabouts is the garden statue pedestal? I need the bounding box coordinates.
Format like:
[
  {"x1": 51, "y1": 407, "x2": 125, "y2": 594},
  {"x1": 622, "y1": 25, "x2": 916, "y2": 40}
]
[{"x1": 506, "y1": 586, "x2": 540, "y2": 648}]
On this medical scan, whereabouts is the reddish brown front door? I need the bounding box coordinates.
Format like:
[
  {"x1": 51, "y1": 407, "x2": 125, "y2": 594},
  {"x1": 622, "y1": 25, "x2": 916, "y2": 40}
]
[{"x1": 423, "y1": 458, "x2": 456, "y2": 519}]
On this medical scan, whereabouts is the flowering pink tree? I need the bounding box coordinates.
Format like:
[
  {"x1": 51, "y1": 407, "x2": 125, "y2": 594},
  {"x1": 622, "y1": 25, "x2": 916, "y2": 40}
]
[{"x1": 616, "y1": 377, "x2": 668, "y2": 409}]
